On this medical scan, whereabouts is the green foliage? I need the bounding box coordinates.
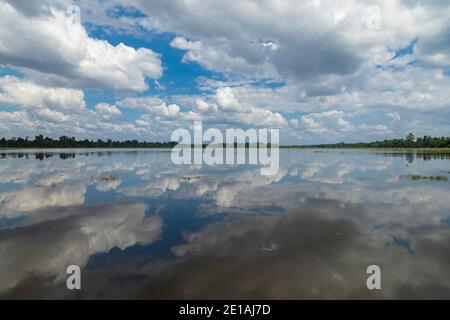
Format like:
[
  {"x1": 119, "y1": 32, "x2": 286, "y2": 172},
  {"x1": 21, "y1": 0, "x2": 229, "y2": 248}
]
[
  {"x1": 3, "y1": 134, "x2": 450, "y2": 150},
  {"x1": 405, "y1": 132, "x2": 415, "y2": 142},
  {"x1": 284, "y1": 135, "x2": 450, "y2": 149},
  {"x1": 0, "y1": 135, "x2": 177, "y2": 149},
  {"x1": 401, "y1": 174, "x2": 448, "y2": 182}
]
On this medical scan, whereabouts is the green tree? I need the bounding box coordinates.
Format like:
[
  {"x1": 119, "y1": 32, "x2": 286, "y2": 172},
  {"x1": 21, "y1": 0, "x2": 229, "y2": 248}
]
[{"x1": 406, "y1": 132, "x2": 415, "y2": 142}]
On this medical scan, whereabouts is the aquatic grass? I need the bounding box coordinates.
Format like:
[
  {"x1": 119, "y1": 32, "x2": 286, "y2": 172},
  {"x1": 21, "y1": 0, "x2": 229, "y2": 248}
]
[
  {"x1": 401, "y1": 174, "x2": 448, "y2": 182},
  {"x1": 182, "y1": 175, "x2": 206, "y2": 181},
  {"x1": 99, "y1": 175, "x2": 121, "y2": 181}
]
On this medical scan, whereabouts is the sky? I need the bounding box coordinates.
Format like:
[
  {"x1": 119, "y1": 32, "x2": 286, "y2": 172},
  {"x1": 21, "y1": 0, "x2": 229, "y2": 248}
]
[{"x1": 0, "y1": 0, "x2": 449, "y2": 144}]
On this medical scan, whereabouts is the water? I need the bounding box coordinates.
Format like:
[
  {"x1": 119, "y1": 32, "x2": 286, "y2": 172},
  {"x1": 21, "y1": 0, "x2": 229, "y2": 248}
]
[{"x1": 1, "y1": 149, "x2": 450, "y2": 299}]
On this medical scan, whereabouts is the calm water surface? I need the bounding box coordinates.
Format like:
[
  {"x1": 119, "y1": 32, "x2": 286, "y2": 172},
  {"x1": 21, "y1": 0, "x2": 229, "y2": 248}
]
[{"x1": 1, "y1": 149, "x2": 450, "y2": 299}]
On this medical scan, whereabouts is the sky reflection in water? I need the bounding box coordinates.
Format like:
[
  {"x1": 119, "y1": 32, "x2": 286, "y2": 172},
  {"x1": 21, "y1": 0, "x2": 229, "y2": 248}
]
[{"x1": 1, "y1": 149, "x2": 450, "y2": 299}]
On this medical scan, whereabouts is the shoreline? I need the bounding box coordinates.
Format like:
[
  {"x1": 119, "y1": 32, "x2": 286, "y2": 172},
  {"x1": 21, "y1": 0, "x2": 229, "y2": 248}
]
[
  {"x1": 281, "y1": 147, "x2": 450, "y2": 152},
  {"x1": 2, "y1": 147, "x2": 450, "y2": 152}
]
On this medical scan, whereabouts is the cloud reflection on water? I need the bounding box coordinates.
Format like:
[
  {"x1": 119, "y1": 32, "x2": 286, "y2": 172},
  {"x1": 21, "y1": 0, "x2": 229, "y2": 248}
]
[{"x1": 0, "y1": 149, "x2": 449, "y2": 299}]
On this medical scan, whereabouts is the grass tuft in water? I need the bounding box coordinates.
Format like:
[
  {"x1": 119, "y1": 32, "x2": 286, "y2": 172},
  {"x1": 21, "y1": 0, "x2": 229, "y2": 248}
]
[
  {"x1": 100, "y1": 175, "x2": 121, "y2": 181},
  {"x1": 182, "y1": 175, "x2": 206, "y2": 181},
  {"x1": 401, "y1": 174, "x2": 448, "y2": 182}
]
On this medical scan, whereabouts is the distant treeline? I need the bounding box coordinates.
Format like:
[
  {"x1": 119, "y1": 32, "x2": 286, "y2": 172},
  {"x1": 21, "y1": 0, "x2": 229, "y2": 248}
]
[
  {"x1": 0, "y1": 135, "x2": 277, "y2": 149},
  {"x1": 284, "y1": 134, "x2": 450, "y2": 149},
  {"x1": 0, "y1": 135, "x2": 177, "y2": 148},
  {"x1": 3, "y1": 133, "x2": 450, "y2": 149}
]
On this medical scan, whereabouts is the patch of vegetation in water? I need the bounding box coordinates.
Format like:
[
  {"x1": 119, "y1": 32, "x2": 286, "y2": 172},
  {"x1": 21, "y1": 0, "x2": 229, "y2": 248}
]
[
  {"x1": 401, "y1": 174, "x2": 448, "y2": 182},
  {"x1": 99, "y1": 175, "x2": 121, "y2": 181},
  {"x1": 182, "y1": 175, "x2": 206, "y2": 181}
]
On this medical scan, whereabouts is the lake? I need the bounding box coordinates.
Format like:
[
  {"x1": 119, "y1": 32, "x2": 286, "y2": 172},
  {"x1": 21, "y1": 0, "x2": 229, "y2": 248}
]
[{"x1": 1, "y1": 149, "x2": 450, "y2": 299}]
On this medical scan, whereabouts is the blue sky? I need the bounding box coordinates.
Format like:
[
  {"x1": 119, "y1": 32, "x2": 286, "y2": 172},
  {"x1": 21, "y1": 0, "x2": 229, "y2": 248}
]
[
  {"x1": 81, "y1": 25, "x2": 217, "y2": 124},
  {"x1": 0, "y1": 0, "x2": 449, "y2": 144}
]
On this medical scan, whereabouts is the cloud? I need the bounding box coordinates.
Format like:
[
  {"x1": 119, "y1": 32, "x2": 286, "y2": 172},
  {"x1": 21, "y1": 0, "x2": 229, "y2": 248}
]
[
  {"x1": 119, "y1": 97, "x2": 202, "y2": 121},
  {"x1": 0, "y1": 1, "x2": 162, "y2": 92},
  {"x1": 120, "y1": 87, "x2": 287, "y2": 129},
  {"x1": 1, "y1": 146, "x2": 450, "y2": 298},
  {"x1": 120, "y1": 177, "x2": 180, "y2": 197},
  {"x1": 170, "y1": 36, "x2": 276, "y2": 78},
  {"x1": 0, "y1": 76, "x2": 159, "y2": 140},
  {"x1": 300, "y1": 110, "x2": 354, "y2": 135},
  {"x1": 94, "y1": 103, "x2": 123, "y2": 121},
  {"x1": 127, "y1": 0, "x2": 448, "y2": 81},
  {"x1": 0, "y1": 203, "x2": 163, "y2": 294},
  {"x1": 131, "y1": 0, "x2": 373, "y2": 80},
  {"x1": 0, "y1": 184, "x2": 87, "y2": 218},
  {"x1": 0, "y1": 76, "x2": 86, "y2": 112},
  {"x1": 0, "y1": 0, "x2": 449, "y2": 144},
  {"x1": 195, "y1": 87, "x2": 287, "y2": 127},
  {"x1": 131, "y1": 210, "x2": 450, "y2": 299}
]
